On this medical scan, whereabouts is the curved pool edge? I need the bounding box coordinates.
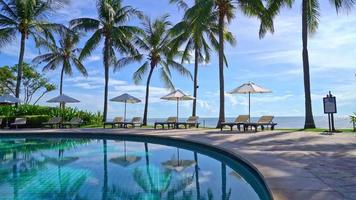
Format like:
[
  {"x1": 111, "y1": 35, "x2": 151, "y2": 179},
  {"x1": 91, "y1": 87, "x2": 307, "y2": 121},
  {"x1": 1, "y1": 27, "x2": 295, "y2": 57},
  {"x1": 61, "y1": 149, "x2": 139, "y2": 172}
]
[{"x1": 0, "y1": 130, "x2": 274, "y2": 200}]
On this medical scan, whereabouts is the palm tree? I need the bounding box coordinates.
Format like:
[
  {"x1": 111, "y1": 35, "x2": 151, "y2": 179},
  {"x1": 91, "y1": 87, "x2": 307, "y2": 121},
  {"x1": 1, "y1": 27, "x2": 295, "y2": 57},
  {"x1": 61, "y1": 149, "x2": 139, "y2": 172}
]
[
  {"x1": 132, "y1": 15, "x2": 192, "y2": 126},
  {"x1": 32, "y1": 27, "x2": 88, "y2": 96},
  {"x1": 266, "y1": 0, "x2": 354, "y2": 128},
  {"x1": 70, "y1": 0, "x2": 142, "y2": 122},
  {"x1": 0, "y1": 0, "x2": 66, "y2": 98},
  {"x1": 170, "y1": 0, "x2": 235, "y2": 117},
  {"x1": 171, "y1": 0, "x2": 275, "y2": 128}
]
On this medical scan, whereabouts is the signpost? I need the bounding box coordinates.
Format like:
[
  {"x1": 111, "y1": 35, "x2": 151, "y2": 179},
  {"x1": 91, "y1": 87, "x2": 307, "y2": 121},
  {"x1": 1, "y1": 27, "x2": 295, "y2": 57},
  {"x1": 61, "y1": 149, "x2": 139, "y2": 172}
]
[{"x1": 323, "y1": 91, "x2": 337, "y2": 132}]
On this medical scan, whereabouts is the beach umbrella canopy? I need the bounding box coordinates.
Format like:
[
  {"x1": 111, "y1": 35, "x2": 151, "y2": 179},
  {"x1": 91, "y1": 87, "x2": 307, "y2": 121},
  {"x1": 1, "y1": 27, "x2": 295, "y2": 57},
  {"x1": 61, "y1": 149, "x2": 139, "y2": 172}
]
[
  {"x1": 109, "y1": 141, "x2": 141, "y2": 167},
  {"x1": 229, "y1": 82, "x2": 271, "y2": 122},
  {"x1": 161, "y1": 149, "x2": 195, "y2": 172},
  {"x1": 110, "y1": 93, "x2": 141, "y2": 121},
  {"x1": 47, "y1": 94, "x2": 80, "y2": 104},
  {"x1": 161, "y1": 90, "x2": 195, "y2": 121},
  {"x1": 0, "y1": 93, "x2": 21, "y2": 104}
]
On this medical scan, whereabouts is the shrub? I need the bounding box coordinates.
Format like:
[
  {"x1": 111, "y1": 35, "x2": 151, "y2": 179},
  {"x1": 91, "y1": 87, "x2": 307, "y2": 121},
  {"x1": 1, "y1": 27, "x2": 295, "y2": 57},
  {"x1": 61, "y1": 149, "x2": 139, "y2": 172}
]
[{"x1": 351, "y1": 113, "x2": 356, "y2": 132}]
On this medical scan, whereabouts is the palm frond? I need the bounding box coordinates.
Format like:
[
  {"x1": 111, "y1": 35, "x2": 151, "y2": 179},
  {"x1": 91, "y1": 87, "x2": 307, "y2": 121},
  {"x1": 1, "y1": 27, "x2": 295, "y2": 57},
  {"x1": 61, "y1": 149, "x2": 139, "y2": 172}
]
[
  {"x1": 133, "y1": 61, "x2": 149, "y2": 84},
  {"x1": 306, "y1": 0, "x2": 320, "y2": 34},
  {"x1": 114, "y1": 54, "x2": 143, "y2": 72},
  {"x1": 70, "y1": 18, "x2": 101, "y2": 32},
  {"x1": 71, "y1": 57, "x2": 88, "y2": 77},
  {"x1": 160, "y1": 66, "x2": 175, "y2": 89},
  {"x1": 169, "y1": 0, "x2": 189, "y2": 10},
  {"x1": 167, "y1": 60, "x2": 193, "y2": 80},
  {"x1": 79, "y1": 29, "x2": 103, "y2": 60},
  {"x1": 0, "y1": 27, "x2": 16, "y2": 47}
]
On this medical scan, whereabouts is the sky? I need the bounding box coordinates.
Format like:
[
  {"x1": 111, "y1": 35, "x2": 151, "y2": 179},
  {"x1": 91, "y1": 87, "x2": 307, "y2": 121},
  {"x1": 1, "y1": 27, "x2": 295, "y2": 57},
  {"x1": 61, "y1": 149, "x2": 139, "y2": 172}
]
[{"x1": 0, "y1": 0, "x2": 355, "y2": 119}]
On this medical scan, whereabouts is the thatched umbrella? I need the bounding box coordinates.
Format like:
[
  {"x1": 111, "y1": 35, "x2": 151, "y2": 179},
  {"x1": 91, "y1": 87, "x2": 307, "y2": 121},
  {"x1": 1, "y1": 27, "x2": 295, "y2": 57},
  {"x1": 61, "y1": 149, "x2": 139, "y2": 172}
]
[
  {"x1": 110, "y1": 93, "x2": 141, "y2": 121},
  {"x1": 229, "y1": 82, "x2": 271, "y2": 122},
  {"x1": 161, "y1": 90, "x2": 194, "y2": 122}
]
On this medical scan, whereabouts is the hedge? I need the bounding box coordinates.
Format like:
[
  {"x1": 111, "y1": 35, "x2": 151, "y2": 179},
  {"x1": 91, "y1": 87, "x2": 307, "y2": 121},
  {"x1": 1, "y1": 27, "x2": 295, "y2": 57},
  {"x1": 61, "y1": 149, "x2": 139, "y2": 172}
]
[
  {"x1": 0, "y1": 115, "x2": 50, "y2": 128},
  {"x1": 0, "y1": 104, "x2": 103, "y2": 126}
]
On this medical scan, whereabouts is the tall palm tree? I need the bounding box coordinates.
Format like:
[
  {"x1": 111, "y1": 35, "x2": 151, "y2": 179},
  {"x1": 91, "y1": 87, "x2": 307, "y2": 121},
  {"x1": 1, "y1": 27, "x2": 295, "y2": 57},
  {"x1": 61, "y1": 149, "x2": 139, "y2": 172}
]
[
  {"x1": 170, "y1": 0, "x2": 235, "y2": 117},
  {"x1": 70, "y1": 0, "x2": 142, "y2": 122},
  {"x1": 132, "y1": 15, "x2": 192, "y2": 126},
  {"x1": 171, "y1": 0, "x2": 275, "y2": 128},
  {"x1": 0, "y1": 0, "x2": 66, "y2": 98},
  {"x1": 32, "y1": 27, "x2": 88, "y2": 95},
  {"x1": 266, "y1": 0, "x2": 354, "y2": 128}
]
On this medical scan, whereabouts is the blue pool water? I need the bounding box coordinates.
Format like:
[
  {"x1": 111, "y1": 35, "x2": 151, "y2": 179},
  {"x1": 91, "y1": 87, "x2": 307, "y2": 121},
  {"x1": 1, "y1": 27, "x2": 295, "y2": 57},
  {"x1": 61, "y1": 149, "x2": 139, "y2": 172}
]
[{"x1": 0, "y1": 135, "x2": 271, "y2": 200}]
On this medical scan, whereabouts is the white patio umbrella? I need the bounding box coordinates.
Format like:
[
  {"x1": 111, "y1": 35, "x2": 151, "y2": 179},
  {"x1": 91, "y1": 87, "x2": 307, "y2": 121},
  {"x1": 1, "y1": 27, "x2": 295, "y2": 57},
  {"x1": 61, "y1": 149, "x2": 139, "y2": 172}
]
[
  {"x1": 229, "y1": 82, "x2": 271, "y2": 122},
  {"x1": 110, "y1": 93, "x2": 141, "y2": 121},
  {"x1": 161, "y1": 89, "x2": 195, "y2": 121},
  {"x1": 0, "y1": 93, "x2": 21, "y2": 104}
]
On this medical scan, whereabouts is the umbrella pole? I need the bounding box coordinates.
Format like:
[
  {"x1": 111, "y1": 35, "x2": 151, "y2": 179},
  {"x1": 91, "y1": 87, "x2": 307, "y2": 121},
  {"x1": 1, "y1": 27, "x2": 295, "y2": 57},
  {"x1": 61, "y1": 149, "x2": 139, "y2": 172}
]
[
  {"x1": 124, "y1": 101, "x2": 127, "y2": 122},
  {"x1": 248, "y1": 92, "x2": 251, "y2": 123},
  {"x1": 177, "y1": 99, "x2": 179, "y2": 122},
  {"x1": 124, "y1": 141, "x2": 127, "y2": 161}
]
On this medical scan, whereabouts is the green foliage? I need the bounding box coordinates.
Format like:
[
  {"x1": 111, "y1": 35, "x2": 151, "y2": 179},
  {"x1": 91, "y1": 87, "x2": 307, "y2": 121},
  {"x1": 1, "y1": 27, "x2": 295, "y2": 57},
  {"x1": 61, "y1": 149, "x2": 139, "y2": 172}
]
[
  {"x1": 0, "y1": 104, "x2": 103, "y2": 126},
  {"x1": 0, "y1": 63, "x2": 56, "y2": 104},
  {"x1": 350, "y1": 113, "x2": 356, "y2": 122}
]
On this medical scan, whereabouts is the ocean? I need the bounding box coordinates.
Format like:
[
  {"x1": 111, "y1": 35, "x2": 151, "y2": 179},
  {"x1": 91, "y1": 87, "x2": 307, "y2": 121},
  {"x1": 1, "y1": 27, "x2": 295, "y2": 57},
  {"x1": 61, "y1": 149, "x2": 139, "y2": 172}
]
[{"x1": 147, "y1": 116, "x2": 354, "y2": 129}]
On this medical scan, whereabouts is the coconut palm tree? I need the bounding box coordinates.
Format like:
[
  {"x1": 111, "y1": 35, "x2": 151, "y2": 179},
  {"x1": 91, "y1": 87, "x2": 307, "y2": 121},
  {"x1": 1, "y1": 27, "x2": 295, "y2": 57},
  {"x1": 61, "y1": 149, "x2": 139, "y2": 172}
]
[
  {"x1": 132, "y1": 15, "x2": 192, "y2": 126},
  {"x1": 0, "y1": 0, "x2": 66, "y2": 98},
  {"x1": 265, "y1": 0, "x2": 354, "y2": 128},
  {"x1": 70, "y1": 0, "x2": 142, "y2": 122},
  {"x1": 170, "y1": 0, "x2": 235, "y2": 117},
  {"x1": 171, "y1": 0, "x2": 276, "y2": 128},
  {"x1": 32, "y1": 27, "x2": 88, "y2": 96}
]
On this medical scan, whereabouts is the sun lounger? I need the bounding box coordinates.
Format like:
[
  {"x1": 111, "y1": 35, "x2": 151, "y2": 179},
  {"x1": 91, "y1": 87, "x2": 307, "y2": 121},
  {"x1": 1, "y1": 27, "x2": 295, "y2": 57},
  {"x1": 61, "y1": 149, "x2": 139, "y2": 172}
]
[
  {"x1": 103, "y1": 117, "x2": 124, "y2": 128},
  {"x1": 243, "y1": 116, "x2": 277, "y2": 132},
  {"x1": 119, "y1": 117, "x2": 143, "y2": 128},
  {"x1": 154, "y1": 117, "x2": 177, "y2": 129},
  {"x1": 177, "y1": 116, "x2": 200, "y2": 129},
  {"x1": 220, "y1": 115, "x2": 249, "y2": 131},
  {"x1": 42, "y1": 117, "x2": 62, "y2": 128},
  {"x1": 62, "y1": 117, "x2": 83, "y2": 128},
  {"x1": 10, "y1": 118, "x2": 27, "y2": 129}
]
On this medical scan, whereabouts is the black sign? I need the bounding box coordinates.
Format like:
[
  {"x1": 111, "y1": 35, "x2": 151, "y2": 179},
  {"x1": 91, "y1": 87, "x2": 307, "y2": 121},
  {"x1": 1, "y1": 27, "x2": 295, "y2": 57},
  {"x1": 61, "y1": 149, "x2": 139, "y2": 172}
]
[{"x1": 323, "y1": 96, "x2": 337, "y2": 114}]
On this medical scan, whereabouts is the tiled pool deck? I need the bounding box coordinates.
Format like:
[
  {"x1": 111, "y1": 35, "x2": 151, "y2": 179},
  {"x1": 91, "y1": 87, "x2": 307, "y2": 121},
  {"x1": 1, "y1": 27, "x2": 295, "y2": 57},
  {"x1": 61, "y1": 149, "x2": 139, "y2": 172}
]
[{"x1": 1, "y1": 128, "x2": 356, "y2": 200}]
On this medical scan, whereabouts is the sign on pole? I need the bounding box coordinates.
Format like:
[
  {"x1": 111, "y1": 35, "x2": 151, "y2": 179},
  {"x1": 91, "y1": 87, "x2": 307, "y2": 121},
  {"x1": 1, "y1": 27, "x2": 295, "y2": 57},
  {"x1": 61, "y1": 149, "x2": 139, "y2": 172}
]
[{"x1": 323, "y1": 91, "x2": 337, "y2": 132}]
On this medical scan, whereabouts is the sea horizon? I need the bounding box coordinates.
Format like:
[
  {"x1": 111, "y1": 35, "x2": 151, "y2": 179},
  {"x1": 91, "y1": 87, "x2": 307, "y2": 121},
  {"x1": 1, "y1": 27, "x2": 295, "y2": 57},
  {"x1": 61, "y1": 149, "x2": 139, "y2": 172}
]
[{"x1": 124, "y1": 116, "x2": 354, "y2": 129}]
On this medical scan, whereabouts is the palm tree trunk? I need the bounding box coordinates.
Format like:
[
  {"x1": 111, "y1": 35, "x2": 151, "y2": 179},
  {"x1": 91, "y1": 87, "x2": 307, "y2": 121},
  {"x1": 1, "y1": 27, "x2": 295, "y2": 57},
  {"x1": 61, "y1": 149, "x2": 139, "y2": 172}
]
[
  {"x1": 15, "y1": 33, "x2": 26, "y2": 98},
  {"x1": 60, "y1": 65, "x2": 65, "y2": 95},
  {"x1": 103, "y1": 39, "x2": 110, "y2": 122},
  {"x1": 102, "y1": 139, "x2": 108, "y2": 200},
  {"x1": 194, "y1": 152, "x2": 200, "y2": 200},
  {"x1": 302, "y1": 0, "x2": 316, "y2": 129},
  {"x1": 12, "y1": 151, "x2": 18, "y2": 200},
  {"x1": 143, "y1": 65, "x2": 155, "y2": 126},
  {"x1": 192, "y1": 48, "x2": 199, "y2": 117},
  {"x1": 221, "y1": 162, "x2": 226, "y2": 200},
  {"x1": 217, "y1": 11, "x2": 225, "y2": 128}
]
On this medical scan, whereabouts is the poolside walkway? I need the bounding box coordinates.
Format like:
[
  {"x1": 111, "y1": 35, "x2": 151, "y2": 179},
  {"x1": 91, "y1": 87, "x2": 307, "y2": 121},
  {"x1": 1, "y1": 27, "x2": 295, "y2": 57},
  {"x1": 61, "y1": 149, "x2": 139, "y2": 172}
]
[{"x1": 1, "y1": 128, "x2": 356, "y2": 200}]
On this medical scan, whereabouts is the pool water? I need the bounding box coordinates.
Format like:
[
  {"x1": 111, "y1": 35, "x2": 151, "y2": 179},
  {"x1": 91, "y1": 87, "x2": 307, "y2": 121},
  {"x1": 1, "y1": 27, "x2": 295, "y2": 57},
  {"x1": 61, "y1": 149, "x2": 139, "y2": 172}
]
[{"x1": 0, "y1": 136, "x2": 271, "y2": 200}]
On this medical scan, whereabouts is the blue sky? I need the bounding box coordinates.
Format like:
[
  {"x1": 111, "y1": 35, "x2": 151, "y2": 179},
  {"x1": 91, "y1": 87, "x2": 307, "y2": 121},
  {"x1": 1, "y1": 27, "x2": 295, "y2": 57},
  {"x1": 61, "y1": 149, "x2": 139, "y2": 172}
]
[{"x1": 0, "y1": 0, "x2": 355, "y2": 119}]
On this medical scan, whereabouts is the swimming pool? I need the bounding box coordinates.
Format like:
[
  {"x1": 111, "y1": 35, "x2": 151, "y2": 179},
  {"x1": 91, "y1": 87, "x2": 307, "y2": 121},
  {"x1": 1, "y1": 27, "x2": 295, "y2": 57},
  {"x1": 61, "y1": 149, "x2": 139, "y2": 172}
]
[{"x1": 0, "y1": 134, "x2": 272, "y2": 200}]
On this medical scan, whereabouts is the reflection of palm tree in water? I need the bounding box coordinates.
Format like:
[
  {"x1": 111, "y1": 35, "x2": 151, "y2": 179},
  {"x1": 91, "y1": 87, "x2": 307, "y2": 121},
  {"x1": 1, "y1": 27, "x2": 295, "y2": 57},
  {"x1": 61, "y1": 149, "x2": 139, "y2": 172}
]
[
  {"x1": 102, "y1": 139, "x2": 108, "y2": 200},
  {"x1": 221, "y1": 163, "x2": 231, "y2": 200},
  {"x1": 104, "y1": 143, "x2": 195, "y2": 199},
  {"x1": 133, "y1": 144, "x2": 195, "y2": 199}
]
